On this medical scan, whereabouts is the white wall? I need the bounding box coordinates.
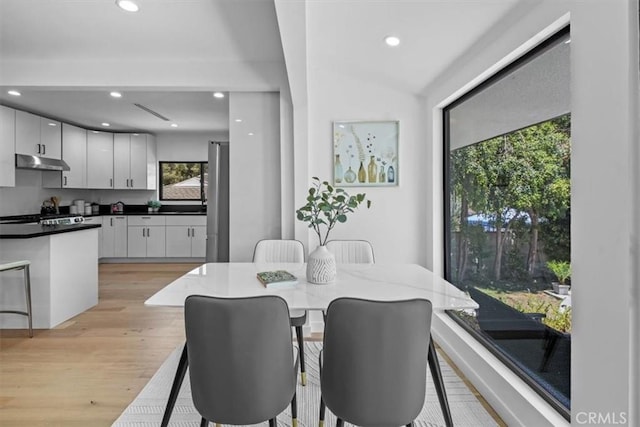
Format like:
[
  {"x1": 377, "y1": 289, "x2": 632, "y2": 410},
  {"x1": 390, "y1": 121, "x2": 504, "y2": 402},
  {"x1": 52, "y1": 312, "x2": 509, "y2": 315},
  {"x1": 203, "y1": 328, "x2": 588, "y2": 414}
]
[
  {"x1": 297, "y1": 2, "x2": 428, "y2": 264},
  {"x1": 228, "y1": 92, "x2": 282, "y2": 261},
  {"x1": 155, "y1": 131, "x2": 228, "y2": 162},
  {"x1": 422, "y1": 1, "x2": 638, "y2": 425}
]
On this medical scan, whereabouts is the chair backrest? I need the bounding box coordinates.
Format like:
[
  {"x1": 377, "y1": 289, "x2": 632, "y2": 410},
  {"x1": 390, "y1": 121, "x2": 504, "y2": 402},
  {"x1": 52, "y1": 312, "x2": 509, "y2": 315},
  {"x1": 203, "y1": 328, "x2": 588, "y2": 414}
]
[
  {"x1": 321, "y1": 297, "x2": 432, "y2": 426},
  {"x1": 325, "y1": 239, "x2": 375, "y2": 263},
  {"x1": 253, "y1": 239, "x2": 305, "y2": 263},
  {"x1": 184, "y1": 295, "x2": 297, "y2": 425}
]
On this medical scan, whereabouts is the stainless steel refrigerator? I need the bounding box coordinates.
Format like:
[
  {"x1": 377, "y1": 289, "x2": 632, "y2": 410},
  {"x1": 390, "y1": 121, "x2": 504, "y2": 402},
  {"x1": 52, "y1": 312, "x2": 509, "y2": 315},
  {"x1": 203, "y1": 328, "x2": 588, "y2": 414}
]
[{"x1": 206, "y1": 141, "x2": 230, "y2": 262}]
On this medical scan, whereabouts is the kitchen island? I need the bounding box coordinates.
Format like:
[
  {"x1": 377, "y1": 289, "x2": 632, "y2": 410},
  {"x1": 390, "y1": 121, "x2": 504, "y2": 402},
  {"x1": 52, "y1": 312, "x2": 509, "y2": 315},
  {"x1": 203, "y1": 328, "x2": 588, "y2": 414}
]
[{"x1": 0, "y1": 223, "x2": 101, "y2": 329}]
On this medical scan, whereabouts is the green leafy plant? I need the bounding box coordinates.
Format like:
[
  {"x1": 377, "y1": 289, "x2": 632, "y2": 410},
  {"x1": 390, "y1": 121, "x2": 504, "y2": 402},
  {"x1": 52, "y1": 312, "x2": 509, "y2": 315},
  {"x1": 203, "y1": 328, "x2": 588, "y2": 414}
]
[
  {"x1": 296, "y1": 177, "x2": 371, "y2": 246},
  {"x1": 147, "y1": 200, "x2": 161, "y2": 209},
  {"x1": 546, "y1": 260, "x2": 571, "y2": 285}
]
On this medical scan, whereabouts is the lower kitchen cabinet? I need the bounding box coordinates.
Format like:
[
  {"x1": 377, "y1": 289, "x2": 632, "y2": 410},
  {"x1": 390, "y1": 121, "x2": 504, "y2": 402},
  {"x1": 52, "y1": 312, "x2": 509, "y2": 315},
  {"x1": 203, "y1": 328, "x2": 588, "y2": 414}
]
[
  {"x1": 82, "y1": 216, "x2": 103, "y2": 258},
  {"x1": 165, "y1": 216, "x2": 207, "y2": 257},
  {"x1": 127, "y1": 216, "x2": 166, "y2": 257},
  {"x1": 102, "y1": 216, "x2": 127, "y2": 257}
]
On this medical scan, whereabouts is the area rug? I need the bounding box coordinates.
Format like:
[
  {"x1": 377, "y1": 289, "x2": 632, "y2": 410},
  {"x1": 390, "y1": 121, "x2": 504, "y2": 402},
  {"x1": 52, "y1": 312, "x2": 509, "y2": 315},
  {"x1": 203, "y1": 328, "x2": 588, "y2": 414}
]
[{"x1": 112, "y1": 342, "x2": 498, "y2": 427}]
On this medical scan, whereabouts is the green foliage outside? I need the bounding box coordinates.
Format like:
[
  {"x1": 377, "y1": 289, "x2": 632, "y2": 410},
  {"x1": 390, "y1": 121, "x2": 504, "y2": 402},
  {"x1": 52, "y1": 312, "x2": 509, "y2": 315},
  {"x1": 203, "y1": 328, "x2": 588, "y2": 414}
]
[
  {"x1": 450, "y1": 114, "x2": 571, "y2": 285},
  {"x1": 482, "y1": 288, "x2": 572, "y2": 333},
  {"x1": 546, "y1": 260, "x2": 571, "y2": 284},
  {"x1": 161, "y1": 163, "x2": 202, "y2": 186}
]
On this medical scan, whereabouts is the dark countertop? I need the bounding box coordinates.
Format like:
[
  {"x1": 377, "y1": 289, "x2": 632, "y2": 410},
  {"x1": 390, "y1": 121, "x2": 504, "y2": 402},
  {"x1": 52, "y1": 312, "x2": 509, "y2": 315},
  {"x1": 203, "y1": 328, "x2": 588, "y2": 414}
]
[
  {"x1": 98, "y1": 211, "x2": 206, "y2": 217},
  {"x1": 0, "y1": 223, "x2": 102, "y2": 239}
]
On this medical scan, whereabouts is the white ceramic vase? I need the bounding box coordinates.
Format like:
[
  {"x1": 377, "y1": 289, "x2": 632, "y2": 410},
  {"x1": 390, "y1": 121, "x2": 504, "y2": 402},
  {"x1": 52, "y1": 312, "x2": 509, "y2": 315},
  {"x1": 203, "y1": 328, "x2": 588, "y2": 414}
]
[{"x1": 307, "y1": 245, "x2": 336, "y2": 284}]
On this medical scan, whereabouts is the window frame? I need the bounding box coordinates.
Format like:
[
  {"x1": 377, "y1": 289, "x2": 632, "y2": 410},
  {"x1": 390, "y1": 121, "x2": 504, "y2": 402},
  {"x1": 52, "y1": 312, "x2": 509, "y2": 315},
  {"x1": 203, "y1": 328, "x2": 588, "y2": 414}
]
[
  {"x1": 442, "y1": 26, "x2": 571, "y2": 420},
  {"x1": 158, "y1": 161, "x2": 208, "y2": 202}
]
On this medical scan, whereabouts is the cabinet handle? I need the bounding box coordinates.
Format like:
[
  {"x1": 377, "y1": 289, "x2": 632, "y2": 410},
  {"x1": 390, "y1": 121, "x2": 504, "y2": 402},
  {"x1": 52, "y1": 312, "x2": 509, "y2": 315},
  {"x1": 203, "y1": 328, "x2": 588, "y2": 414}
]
[
  {"x1": 110, "y1": 218, "x2": 113, "y2": 227},
  {"x1": 37, "y1": 143, "x2": 41, "y2": 154},
  {"x1": 147, "y1": 227, "x2": 150, "y2": 237},
  {"x1": 63, "y1": 176, "x2": 67, "y2": 186},
  {"x1": 42, "y1": 144, "x2": 46, "y2": 155},
  {"x1": 187, "y1": 228, "x2": 190, "y2": 237},
  {"x1": 191, "y1": 227, "x2": 195, "y2": 237},
  {"x1": 130, "y1": 179, "x2": 134, "y2": 187},
  {"x1": 110, "y1": 178, "x2": 113, "y2": 188},
  {"x1": 142, "y1": 228, "x2": 145, "y2": 237}
]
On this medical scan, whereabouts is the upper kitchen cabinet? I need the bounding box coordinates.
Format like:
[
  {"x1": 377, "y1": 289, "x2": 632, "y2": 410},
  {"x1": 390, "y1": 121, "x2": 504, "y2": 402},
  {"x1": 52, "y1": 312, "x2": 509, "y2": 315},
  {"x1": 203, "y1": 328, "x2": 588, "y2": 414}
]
[
  {"x1": 87, "y1": 131, "x2": 114, "y2": 189},
  {"x1": 15, "y1": 110, "x2": 62, "y2": 159},
  {"x1": 0, "y1": 106, "x2": 15, "y2": 187},
  {"x1": 61, "y1": 124, "x2": 87, "y2": 188},
  {"x1": 146, "y1": 134, "x2": 157, "y2": 190},
  {"x1": 43, "y1": 123, "x2": 87, "y2": 189},
  {"x1": 114, "y1": 133, "x2": 147, "y2": 190}
]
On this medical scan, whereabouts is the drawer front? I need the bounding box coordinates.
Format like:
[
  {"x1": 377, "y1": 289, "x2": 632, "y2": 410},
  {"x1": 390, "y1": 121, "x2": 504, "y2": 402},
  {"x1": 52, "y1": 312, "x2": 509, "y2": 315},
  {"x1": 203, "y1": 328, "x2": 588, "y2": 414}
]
[
  {"x1": 165, "y1": 215, "x2": 207, "y2": 226},
  {"x1": 83, "y1": 217, "x2": 103, "y2": 225},
  {"x1": 127, "y1": 215, "x2": 166, "y2": 227}
]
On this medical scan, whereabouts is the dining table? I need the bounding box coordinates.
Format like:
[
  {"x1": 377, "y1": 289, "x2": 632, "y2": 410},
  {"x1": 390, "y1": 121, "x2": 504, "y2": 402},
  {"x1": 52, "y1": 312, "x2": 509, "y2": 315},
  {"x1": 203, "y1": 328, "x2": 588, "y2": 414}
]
[{"x1": 145, "y1": 262, "x2": 478, "y2": 427}]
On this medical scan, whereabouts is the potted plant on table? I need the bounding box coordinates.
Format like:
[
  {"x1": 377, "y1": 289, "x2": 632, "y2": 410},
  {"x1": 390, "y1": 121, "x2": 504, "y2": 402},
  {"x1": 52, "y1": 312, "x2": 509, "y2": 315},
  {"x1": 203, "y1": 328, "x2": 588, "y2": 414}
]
[
  {"x1": 546, "y1": 260, "x2": 571, "y2": 295},
  {"x1": 296, "y1": 177, "x2": 370, "y2": 284}
]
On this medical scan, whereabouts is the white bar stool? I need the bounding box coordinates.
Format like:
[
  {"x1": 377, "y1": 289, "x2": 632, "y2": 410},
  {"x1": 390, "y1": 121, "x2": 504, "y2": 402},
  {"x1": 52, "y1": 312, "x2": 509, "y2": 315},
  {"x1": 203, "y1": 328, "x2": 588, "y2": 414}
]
[{"x1": 0, "y1": 260, "x2": 33, "y2": 337}]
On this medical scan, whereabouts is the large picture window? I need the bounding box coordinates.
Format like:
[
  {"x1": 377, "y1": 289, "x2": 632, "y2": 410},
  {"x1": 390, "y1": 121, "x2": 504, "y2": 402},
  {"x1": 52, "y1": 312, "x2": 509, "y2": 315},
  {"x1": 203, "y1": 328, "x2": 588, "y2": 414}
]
[
  {"x1": 444, "y1": 28, "x2": 571, "y2": 418},
  {"x1": 159, "y1": 162, "x2": 208, "y2": 202}
]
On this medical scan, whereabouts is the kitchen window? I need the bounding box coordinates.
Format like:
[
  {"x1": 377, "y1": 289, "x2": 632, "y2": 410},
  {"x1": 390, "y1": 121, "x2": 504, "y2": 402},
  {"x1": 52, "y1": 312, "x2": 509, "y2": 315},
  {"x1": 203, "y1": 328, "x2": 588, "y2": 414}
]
[{"x1": 159, "y1": 162, "x2": 208, "y2": 202}]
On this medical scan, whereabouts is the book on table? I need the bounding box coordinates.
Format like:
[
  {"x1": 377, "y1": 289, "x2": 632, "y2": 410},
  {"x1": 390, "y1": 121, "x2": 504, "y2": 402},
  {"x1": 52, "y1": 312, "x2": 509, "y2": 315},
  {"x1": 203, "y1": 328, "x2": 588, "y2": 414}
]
[{"x1": 256, "y1": 270, "x2": 298, "y2": 288}]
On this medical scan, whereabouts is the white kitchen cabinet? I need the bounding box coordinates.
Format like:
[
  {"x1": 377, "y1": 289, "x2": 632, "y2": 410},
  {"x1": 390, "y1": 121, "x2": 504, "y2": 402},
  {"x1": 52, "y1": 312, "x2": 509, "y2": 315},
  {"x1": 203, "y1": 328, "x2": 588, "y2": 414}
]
[
  {"x1": 87, "y1": 131, "x2": 114, "y2": 189},
  {"x1": 146, "y1": 134, "x2": 157, "y2": 190},
  {"x1": 0, "y1": 106, "x2": 15, "y2": 187},
  {"x1": 83, "y1": 216, "x2": 103, "y2": 258},
  {"x1": 43, "y1": 123, "x2": 87, "y2": 188},
  {"x1": 15, "y1": 110, "x2": 62, "y2": 159},
  {"x1": 61, "y1": 124, "x2": 87, "y2": 188},
  {"x1": 114, "y1": 133, "x2": 152, "y2": 190},
  {"x1": 127, "y1": 216, "x2": 166, "y2": 257},
  {"x1": 102, "y1": 216, "x2": 127, "y2": 257},
  {"x1": 165, "y1": 216, "x2": 207, "y2": 257}
]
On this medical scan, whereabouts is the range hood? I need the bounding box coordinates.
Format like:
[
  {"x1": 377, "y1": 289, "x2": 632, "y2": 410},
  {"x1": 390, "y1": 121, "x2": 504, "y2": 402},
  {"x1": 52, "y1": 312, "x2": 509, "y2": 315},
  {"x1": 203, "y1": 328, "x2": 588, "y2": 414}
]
[{"x1": 15, "y1": 154, "x2": 70, "y2": 171}]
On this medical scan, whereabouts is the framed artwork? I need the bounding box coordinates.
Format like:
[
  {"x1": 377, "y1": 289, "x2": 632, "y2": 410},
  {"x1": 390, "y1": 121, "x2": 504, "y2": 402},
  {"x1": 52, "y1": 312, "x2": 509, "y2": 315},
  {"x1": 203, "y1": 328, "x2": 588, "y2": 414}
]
[{"x1": 333, "y1": 120, "x2": 398, "y2": 187}]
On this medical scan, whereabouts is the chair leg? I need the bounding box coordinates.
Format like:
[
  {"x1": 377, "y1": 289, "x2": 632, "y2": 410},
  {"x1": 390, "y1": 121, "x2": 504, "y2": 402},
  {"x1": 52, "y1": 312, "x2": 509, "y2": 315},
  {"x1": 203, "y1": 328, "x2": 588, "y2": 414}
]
[
  {"x1": 336, "y1": 418, "x2": 344, "y2": 427},
  {"x1": 291, "y1": 392, "x2": 298, "y2": 427},
  {"x1": 23, "y1": 265, "x2": 33, "y2": 338},
  {"x1": 319, "y1": 396, "x2": 326, "y2": 427},
  {"x1": 295, "y1": 325, "x2": 306, "y2": 385},
  {"x1": 269, "y1": 418, "x2": 277, "y2": 427},
  {"x1": 200, "y1": 418, "x2": 208, "y2": 427}
]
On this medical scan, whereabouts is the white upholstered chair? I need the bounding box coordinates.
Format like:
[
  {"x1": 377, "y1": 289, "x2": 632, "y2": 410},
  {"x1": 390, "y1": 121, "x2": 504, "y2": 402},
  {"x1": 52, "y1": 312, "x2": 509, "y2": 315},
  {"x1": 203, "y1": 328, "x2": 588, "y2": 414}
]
[
  {"x1": 325, "y1": 239, "x2": 375, "y2": 264},
  {"x1": 252, "y1": 239, "x2": 309, "y2": 386}
]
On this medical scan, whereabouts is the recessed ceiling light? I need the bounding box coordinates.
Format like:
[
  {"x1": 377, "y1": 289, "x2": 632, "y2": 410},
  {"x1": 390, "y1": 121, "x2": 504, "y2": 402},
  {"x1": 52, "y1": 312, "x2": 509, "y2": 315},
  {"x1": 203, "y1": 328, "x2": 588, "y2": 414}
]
[
  {"x1": 171, "y1": 123, "x2": 178, "y2": 128},
  {"x1": 92, "y1": 131, "x2": 100, "y2": 134},
  {"x1": 116, "y1": 0, "x2": 139, "y2": 12},
  {"x1": 384, "y1": 36, "x2": 401, "y2": 47},
  {"x1": 47, "y1": 122, "x2": 57, "y2": 127},
  {"x1": 213, "y1": 92, "x2": 225, "y2": 99},
  {"x1": 8, "y1": 90, "x2": 21, "y2": 96},
  {"x1": 234, "y1": 119, "x2": 242, "y2": 123},
  {"x1": 248, "y1": 132, "x2": 254, "y2": 136},
  {"x1": 110, "y1": 91, "x2": 122, "y2": 98},
  {"x1": 564, "y1": 39, "x2": 571, "y2": 44},
  {"x1": 102, "y1": 122, "x2": 110, "y2": 127}
]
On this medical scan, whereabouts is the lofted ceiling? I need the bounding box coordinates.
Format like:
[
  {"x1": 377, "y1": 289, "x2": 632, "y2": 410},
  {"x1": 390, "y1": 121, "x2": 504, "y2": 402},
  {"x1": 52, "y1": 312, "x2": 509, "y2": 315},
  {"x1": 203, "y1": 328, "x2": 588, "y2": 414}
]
[{"x1": 0, "y1": 0, "x2": 525, "y2": 135}]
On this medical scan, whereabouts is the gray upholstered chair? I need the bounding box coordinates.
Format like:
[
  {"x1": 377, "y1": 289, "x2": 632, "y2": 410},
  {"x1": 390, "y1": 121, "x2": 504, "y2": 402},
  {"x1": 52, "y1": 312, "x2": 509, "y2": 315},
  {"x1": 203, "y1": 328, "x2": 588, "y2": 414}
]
[
  {"x1": 185, "y1": 295, "x2": 299, "y2": 427},
  {"x1": 325, "y1": 239, "x2": 375, "y2": 264},
  {"x1": 253, "y1": 239, "x2": 309, "y2": 385},
  {"x1": 319, "y1": 298, "x2": 433, "y2": 427}
]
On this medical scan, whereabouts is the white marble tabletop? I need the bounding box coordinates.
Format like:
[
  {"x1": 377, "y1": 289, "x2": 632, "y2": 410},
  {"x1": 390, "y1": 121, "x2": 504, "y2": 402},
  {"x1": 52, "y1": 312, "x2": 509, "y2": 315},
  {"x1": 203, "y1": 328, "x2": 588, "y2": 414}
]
[{"x1": 145, "y1": 262, "x2": 478, "y2": 312}]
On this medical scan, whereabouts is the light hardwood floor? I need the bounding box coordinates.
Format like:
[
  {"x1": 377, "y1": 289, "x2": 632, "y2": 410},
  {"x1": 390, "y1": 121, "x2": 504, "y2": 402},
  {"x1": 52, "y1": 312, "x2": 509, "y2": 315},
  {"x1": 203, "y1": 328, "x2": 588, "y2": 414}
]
[{"x1": 0, "y1": 263, "x2": 504, "y2": 426}]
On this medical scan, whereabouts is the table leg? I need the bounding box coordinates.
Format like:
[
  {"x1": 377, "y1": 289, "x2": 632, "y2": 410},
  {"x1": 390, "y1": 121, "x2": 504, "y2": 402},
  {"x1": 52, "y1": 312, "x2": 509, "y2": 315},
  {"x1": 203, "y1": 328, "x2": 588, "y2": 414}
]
[
  {"x1": 161, "y1": 343, "x2": 189, "y2": 427},
  {"x1": 428, "y1": 337, "x2": 454, "y2": 427}
]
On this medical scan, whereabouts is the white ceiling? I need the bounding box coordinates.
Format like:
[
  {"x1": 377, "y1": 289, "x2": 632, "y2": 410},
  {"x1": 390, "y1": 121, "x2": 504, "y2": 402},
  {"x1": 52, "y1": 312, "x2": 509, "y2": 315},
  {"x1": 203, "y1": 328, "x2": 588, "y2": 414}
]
[{"x1": 0, "y1": 0, "x2": 524, "y2": 134}]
